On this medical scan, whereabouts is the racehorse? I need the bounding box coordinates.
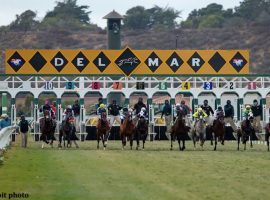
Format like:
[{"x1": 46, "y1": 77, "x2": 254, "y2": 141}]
[
  {"x1": 170, "y1": 112, "x2": 190, "y2": 151},
  {"x1": 120, "y1": 112, "x2": 136, "y2": 150},
  {"x1": 96, "y1": 112, "x2": 110, "y2": 150},
  {"x1": 192, "y1": 112, "x2": 206, "y2": 150},
  {"x1": 265, "y1": 123, "x2": 270, "y2": 151},
  {"x1": 59, "y1": 114, "x2": 75, "y2": 148},
  {"x1": 40, "y1": 110, "x2": 55, "y2": 148},
  {"x1": 210, "y1": 116, "x2": 225, "y2": 151},
  {"x1": 135, "y1": 116, "x2": 148, "y2": 150},
  {"x1": 238, "y1": 116, "x2": 254, "y2": 150}
]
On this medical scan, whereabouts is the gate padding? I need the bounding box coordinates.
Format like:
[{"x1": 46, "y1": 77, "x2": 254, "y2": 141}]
[{"x1": 6, "y1": 48, "x2": 249, "y2": 76}]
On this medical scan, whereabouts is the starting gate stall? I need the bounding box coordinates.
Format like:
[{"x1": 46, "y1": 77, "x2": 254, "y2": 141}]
[
  {"x1": 107, "y1": 92, "x2": 125, "y2": 140},
  {"x1": 152, "y1": 92, "x2": 170, "y2": 140},
  {"x1": 4, "y1": 48, "x2": 269, "y2": 142},
  {"x1": 84, "y1": 92, "x2": 103, "y2": 140}
]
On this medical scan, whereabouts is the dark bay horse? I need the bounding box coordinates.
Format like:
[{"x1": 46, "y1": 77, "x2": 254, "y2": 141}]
[
  {"x1": 211, "y1": 116, "x2": 225, "y2": 151},
  {"x1": 264, "y1": 123, "x2": 270, "y2": 151},
  {"x1": 59, "y1": 115, "x2": 75, "y2": 148},
  {"x1": 238, "y1": 117, "x2": 254, "y2": 150},
  {"x1": 170, "y1": 112, "x2": 190, "y2": 151},
  {"x1": 96, "y1": 112, "x2": 110, "y2": 150},
  {"x1": 120, "y1": 112, "x2": 136, "y2": 150},
  {"x1": 40, "y1": 110, "x2": 55, "y2": 148},
  {"x1": 135, "y1": 116, "x2": 148, "y2": 150}
]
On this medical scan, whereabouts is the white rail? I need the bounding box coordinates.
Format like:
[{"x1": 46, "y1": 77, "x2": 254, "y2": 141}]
[{"x1": 0, "y1": 126, "x2": 16, "y2": 149}]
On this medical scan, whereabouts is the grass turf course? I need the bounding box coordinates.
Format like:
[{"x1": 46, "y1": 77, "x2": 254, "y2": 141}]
[{"x1": 0, "y1": 137, "x2": 270, "y2": 200}]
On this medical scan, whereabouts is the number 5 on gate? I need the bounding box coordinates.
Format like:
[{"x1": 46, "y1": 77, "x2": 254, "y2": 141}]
[{"x1": 181, "y1": 82, "x2": 190, "y2": 90}]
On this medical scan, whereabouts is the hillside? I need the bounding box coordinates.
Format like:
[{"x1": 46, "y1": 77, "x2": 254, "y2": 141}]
[{"x1": 1, "y1": 25, "x2": 269, "y2": 74}]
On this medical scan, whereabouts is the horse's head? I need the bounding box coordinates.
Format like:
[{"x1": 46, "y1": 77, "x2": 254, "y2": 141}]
[
  {"x1": 44, "y1": 110, "x2": 51, "y2": 121},
  {"x1": 101, "y1": 112, "x2": 107, "y2": 120},
  {"x1": 67, "y1": 115, "x2": 75, "y2": 125}
]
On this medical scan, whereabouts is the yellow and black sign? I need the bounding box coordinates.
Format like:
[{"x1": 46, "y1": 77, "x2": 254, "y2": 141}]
[{"x1": 6, "y1": 48, "x2": 249, "y2": 76}]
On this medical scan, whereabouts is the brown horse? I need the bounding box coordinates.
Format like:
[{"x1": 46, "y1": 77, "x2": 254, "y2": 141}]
[
  {"x1": 265, "y1": 123, "x2": 270, "y2": 151},
  {"x1": 40, "y1": 110, "x2": 55, "y2": 148},
  {"x1": 96, "y1": 112, "x2": 110, "y2": 150},
  {"x1": 59, "y1": 115, "x2": 76, "y2": 148},
  {"x1": 135, "y1": 116, "x2": 148, "y2": 150},
  {"x1": 170, "y1": 112, "x2": 190, "y2": 151},
  {"x1": 120, "y1": 112, "x2": 136, "y2": 150},
  {"x1": 238, "y1": 117, "x2": 254, "y2": 150},
  {"x1": 211, "y1": 116, "x2": 225, "y2": 151}
]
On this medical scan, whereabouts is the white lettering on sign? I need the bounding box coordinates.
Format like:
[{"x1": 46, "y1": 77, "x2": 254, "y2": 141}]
[
  {"x1": 98, "y1": 58, "x2": 105, "y2": 67},
  {"x1": 170, "y1": 58, "x2": 179, "y2": 67},
  {"x1": 77, "y1": 58, "x2": 84, "y2": 67},
  {"x1": 148, "y1": 58, "x2": 159, "y2": 67},
  {"x1": 192, "y1": 58, "x2": 200, "y2": 67},
  {"x1": 118, "y1": 57, "x2": 139, "y2": 66},
  {"x1": 55, "y1": 58, "x2": 64, "y2": 66}
]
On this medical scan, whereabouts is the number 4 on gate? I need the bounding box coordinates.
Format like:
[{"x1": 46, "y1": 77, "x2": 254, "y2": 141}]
[{"x1": 181, "y1": 82, "x2": 190, "y2": 90}]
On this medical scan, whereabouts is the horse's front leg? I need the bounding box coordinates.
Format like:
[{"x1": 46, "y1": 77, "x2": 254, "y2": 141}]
[
  {"x1": 130, "y1": 134, "x2": 134, "y2": 150},
  {"x1": 170, "y1": 134, "x2": 173, "y2": 150},
  {"x1": 136, "y1": 131, "x2": 140, "y2": 150},
  {"x1": 121, "y1": 134, "x2": 126, "y2": 150},
  {"x1": 214, "y1": 135, "x2": 217, "y2": 151},
  {"x1": 266, "y1": 133, "x2": 270, "y2": 152},
  {"x1": 177, "y1": 136, "x2": 181, "y2": 151},
  {"x1": 182, "y1": 139, "x2": 185, "y2": 151},
  {"x1": 97, "y1": 133, "x2": 100, "y2": 149},
  {"x1": 142, "y1": 133, "x2": 147, "y2": 150}
]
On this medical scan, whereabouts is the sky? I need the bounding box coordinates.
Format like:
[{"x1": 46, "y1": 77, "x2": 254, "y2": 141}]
[{"x1": 0, "y1": 0, "x2": 242, "y2": 28}]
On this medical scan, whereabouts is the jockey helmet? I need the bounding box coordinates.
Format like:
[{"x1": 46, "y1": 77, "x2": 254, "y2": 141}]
[
  {"x1": 203, "y1": 100, "x2": 208, "y2": 105},
  {"x1": 128, "y1": 108, "x2": 133, "y2": 112},
  {"x1": 227, "y1": 100, "x2": 231, "y2": 105},
  {"x1": 217, "y1": 106, "x2": 222, "y2": 111},
  {"x1": 141, "y1": 107, "x2": 146, "y2": 112},
  {"x1": 246, "y1": 105, "x2": 251, "y2": 110},
  {"x1": 176, "y1": 103, "x2": 180, "y2": 107},
  {"x1": 67, "y1": 105, "x2": 72, "y2": 109},
  {"x1": 198, "y1": 107, "x2": 203, "y2": 112},
  {"x1": 123, "y1": 107, "x2": 128, "y2": 112},
  {"x1": 100, "y1": 104, "x2": 106, "y2": 108},
  {"x1": 181, "y1": 100, "x2": 185, "y2": 105},
  {"x1": 45, "y1": 99, "x2": 50, "y2": 105}
]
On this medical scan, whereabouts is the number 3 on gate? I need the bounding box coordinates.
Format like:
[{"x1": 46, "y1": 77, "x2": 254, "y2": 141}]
[
  {"x1": 181, "y1": 82, "x2": 190, "y2": 90},
  {"x1": 92, "y1": 82, "x2": 100, "y2": 90}
]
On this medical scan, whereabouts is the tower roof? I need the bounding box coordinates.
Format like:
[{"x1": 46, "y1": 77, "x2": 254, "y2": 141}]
[{"x1": 103, "y1": 10, "x2": 124, "y2": 19}]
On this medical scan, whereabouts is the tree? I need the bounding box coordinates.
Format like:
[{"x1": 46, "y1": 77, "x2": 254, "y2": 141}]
[
  {"x1": 123, "y1": 5, "x2": 180, "y2": 30},
  {"x1": 234, "y1": 0, "x2": 269, "y2": 21},
  {"x1": 123, "y1": 6, "x2": 150, "y2": 29},
  {"x1": 9, "y1": 10, "x2": 38, "y2": 32},
  {"x1": 42, "y1": 0, "x2": 91, "y2": 29}
]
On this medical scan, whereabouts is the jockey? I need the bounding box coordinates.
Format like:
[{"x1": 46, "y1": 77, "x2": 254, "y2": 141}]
[
  {"x1": 138, "y1": 107, "x2": 148, "y2": 120},
  {"x1": 63, "y1": 105, "x2": 74, "y2": 121},
  {"x1": 120, "y1": 107, "x2": 129, "y2": 124},
  {"x1": 193, "y1": 107, "x2": 208, "y2": 123},
  {"x1": 180, "y1": 100, "x2": 191, "y2": 116},
  {"x1": 97, "y1": 103, "x2": 107, "y2": 117},
  {"x1": 40, "y1": 99, "x2": 55, "y2": 118},
  {"x1": 107, "y1": 99, "x2": 122, "y2": 126},
  {"x1": 95, "y1": 98, "x2": 104, "y2": 115},
  {"x1": 214, "y1": 106, "x2": 224, "y2": 120},
  {"x1": 243, "y1": 105, "x2": 253, "y2": 120},
  {"x1": 213, "y1": 106, "x2": 224, "y2": 126}
]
